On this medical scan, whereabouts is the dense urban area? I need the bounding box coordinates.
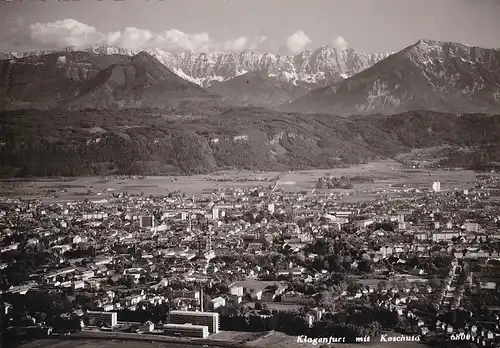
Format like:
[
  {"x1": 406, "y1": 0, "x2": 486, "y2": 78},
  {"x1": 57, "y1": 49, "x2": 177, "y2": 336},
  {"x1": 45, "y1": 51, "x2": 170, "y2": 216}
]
[
  {"x1": 2, "y1": 170, "x2": 500, "y2": 348},
  {"x1": 3, "y1": 1, "x2": 500, "y2": 348}
]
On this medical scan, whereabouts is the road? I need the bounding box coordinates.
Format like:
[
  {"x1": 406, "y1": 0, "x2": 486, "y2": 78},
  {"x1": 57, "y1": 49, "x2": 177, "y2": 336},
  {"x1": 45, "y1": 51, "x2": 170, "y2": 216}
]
[{"x1": 68, "y1": 330, "x2": 251, "y2": 348}]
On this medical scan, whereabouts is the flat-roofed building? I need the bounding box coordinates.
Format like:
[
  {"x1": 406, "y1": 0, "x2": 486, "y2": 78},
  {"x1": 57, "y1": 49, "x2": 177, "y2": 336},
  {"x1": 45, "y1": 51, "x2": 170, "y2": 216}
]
[
  {"x1": 414, "y1": 231, "x2": 429, "y2": 241},
  {"x1": 140, "y1": 216, "x2": 154, "y2": 229},
  {"x1": 163, "y1": 323, "x2": 209, "y2": 338},
  {"x1": 333, "y1": 211, "x2": 354, "y2": 217},
  {"x1": 212, "y1": 207, "x2": 220, "y2": 220},
  {"x1": 86, "y1": 311, "x2": 117, "y2": 327},
  {"x1": 211, "y1": 296, "x2": 226, "y2": 309},
  {"x1": 432, "y1": 181, "x2": 441, "y2": 192},
  {"x1": 171, "y1": 289, "x2": 200, "y2": 299},
  {"x1": 432, "y1": 230, "x2": 462, "y2": 242},
  {"x1": 463, "y1": 222, "x2": 479, "y2": 232},
  {"x1": 229, "y1": 284, "x2": 244, "y2": 297},
  {"x1": 168, "y1": 310, "x2": 219, "y2": 333},
  {"x1": 356, "y1": 219, "x2": 374, "y2": 229}
]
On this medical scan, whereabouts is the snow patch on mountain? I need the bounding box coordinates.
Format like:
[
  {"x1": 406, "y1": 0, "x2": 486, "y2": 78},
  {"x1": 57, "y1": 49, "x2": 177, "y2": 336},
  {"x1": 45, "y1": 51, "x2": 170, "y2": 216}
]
[
  {"x1": 1, "y1": 45, "x2": 391, "y2": 88},
  {"x1": 493, "y1": 91, "x2": 500, "y2": 102},
  {"x1": 288, "y1": 39, "x2": 500, "y2": 116},
  {"x1": 361, "y1": 79, "x2": 402, "y2": 112}
]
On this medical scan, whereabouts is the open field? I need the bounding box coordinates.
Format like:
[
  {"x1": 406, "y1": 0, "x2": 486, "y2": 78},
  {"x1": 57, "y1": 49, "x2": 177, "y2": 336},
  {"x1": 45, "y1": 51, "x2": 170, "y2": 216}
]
[
  {"x1": 229, "y1": 279, "x2": 285, "y2": 292},
  {"x1": 0, "y1": 160, "x2": 486, "y2": 204},
  {"x1": 395, "y1": 145, "x2": 455, "y2": 165},
  {"x1": 355, "y1": 278, "x2": 387, "y2": 289},
  {"x1": 250, "y1": 302, "x2": 303, "y2": 312},
  {"x1": 210, "y1": 331, "x2": 265, "y2": 342},
  {"x1": 355, "y1": 275, "x2": 428, "y2": 289}
]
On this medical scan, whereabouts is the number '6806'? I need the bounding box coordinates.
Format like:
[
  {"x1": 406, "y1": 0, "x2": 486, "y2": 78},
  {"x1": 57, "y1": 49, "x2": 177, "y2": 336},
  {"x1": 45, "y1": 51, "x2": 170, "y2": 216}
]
[{"x1": 450, "y1": 333, "x2": 472, "y2": 341}]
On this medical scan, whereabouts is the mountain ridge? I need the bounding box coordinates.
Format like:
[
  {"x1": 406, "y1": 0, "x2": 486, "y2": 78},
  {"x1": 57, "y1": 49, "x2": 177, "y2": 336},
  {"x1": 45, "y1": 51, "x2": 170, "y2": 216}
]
[
  {"x1": 3, "y1": 39, "x2": 500, "y2": 114},
  {"x1": 0, "y1": 44, "x2": 391, "y2": 89},
  {"x1": 0, "y1": 51, "x2": 225, "y2": 111},
  {"x1": 207, "y1": 70, "x2": 310, "y2": 108},
  {"x1": 285, "y1": 39, "x2": 500, "y2": 116}
]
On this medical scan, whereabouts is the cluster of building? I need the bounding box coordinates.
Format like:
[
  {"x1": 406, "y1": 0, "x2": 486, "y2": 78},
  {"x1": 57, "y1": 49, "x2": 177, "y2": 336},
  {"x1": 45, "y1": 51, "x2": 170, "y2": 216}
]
[{"x1": 1, "y1": 173, "x2": 500, "y2": 344}]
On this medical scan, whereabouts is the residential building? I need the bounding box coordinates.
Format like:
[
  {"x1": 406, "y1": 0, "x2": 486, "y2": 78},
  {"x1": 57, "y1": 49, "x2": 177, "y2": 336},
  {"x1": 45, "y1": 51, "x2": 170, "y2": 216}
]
[
  {"x1": 168, "y1": 310, "x2": 219, "y2": 334},
  {"x1": 163, "y1": 323, "x2": 209, "y2": 338}
]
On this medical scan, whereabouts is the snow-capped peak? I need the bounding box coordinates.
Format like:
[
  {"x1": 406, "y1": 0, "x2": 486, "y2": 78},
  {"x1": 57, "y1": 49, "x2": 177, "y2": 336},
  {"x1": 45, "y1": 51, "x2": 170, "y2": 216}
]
[{"x1": 0, "y1": 44, "x2": 392, "y2": 87}]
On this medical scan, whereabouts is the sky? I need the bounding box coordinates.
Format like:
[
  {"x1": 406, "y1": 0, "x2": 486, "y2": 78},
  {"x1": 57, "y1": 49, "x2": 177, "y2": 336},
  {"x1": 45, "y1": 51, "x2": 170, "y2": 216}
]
[{"x1": 0, "y1": 0, "x2": 499, "y2": 54}]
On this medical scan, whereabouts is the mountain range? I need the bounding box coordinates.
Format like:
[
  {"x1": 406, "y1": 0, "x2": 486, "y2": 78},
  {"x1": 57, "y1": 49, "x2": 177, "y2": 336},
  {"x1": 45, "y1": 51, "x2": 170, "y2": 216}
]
[
  {"x1": 1, "y1": 39, "x2": 499, "y2": 115},
  {"x1": 2, "y1": 39, "x2": 500, "y2": 177},
  {"x1": 0, "y1": 45, "x2": 391, "y2": 88}
]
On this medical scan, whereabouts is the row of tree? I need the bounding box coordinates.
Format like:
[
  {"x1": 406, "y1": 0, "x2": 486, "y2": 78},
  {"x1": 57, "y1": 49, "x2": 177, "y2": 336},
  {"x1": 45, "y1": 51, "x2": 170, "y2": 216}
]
[{"x1": 217, "y1": 304, "x2": 400, "y2": 342}]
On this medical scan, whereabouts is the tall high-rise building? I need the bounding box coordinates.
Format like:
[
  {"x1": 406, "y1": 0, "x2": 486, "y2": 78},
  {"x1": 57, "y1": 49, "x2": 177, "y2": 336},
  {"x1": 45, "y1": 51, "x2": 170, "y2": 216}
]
[
  {"x1": 398, "y1": 213, "x2": 405, "y2": 223},
  {"x1": 432, "y1": 181, "x2": 441, "y2": 192},
  {"x1": 212, "y1": 207, "x2": 219, "y2": 220}
]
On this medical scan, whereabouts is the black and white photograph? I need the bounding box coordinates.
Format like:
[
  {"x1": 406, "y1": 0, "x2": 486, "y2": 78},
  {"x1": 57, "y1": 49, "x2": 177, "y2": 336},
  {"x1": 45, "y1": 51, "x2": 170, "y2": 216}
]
[{"x1": 1, "y1": 0, "x2": 500, "y2": 347}]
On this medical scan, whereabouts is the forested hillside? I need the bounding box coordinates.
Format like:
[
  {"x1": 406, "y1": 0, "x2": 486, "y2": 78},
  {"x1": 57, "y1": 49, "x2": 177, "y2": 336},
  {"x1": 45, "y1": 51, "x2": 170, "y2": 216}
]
[{"x1": 1, "y1": 108, "x2": 499, "y2": 177}]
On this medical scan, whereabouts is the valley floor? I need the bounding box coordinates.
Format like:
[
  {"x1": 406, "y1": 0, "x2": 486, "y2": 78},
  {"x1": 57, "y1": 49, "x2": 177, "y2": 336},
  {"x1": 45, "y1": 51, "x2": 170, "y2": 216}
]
[{"x1": 0, "y1": 160, "x2": 478, "y2": 203}]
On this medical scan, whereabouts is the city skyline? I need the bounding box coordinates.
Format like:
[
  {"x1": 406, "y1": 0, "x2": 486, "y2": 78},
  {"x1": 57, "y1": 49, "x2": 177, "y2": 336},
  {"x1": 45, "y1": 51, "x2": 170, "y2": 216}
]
[{"x1": 1, "y1": 0, "x2": 499, "y2": 54}]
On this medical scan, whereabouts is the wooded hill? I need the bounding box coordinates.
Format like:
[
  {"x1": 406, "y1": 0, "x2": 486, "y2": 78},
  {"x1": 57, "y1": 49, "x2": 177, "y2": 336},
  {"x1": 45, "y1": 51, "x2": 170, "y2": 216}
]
[{"x1": 1, "y1": 107, "x2": 499, "y2": 177}]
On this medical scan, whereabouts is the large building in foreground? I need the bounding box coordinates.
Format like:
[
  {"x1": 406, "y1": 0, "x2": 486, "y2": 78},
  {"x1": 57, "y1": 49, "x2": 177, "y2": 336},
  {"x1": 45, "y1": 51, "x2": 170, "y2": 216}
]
[
  {"x1": 168, "y1": 310, "x2": 219, "y2": 334},
  {"x1": 163, "y1": 323, "x2": 209, "y2": 338}
]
